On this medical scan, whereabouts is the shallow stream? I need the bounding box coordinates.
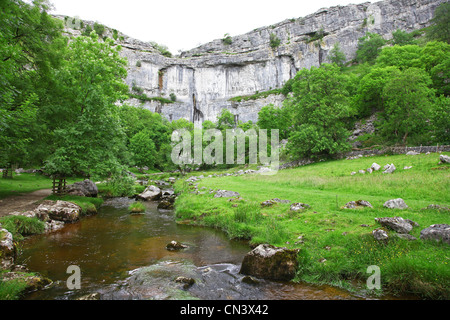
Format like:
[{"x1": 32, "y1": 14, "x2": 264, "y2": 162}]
[{"x1": 18, "y1": 197, "x2": 361, "y2": 300}]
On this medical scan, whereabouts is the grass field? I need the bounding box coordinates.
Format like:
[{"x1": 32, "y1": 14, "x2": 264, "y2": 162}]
[
  {"x1": 0, "y1": 173, "x2": 80, "y2": 200},
  {"x1": 174, "y1": 152, "x2": 450, "y2": 299}
]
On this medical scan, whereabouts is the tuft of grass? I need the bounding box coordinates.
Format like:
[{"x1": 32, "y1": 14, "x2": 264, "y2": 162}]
[
  {"x1": 0, "y1": 215, "x2": 45, "y2": 241},
  {"x1": 128, "y1": 201, "x2": 146, "y2": 213},
  {"x1": 0, "y1": 276, "x2": 29, "y2": 300}
]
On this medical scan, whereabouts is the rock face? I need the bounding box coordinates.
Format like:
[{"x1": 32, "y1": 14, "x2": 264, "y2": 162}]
[
  {"x1": 35, "y1": 200, "x2": 81, "y2": 223},
  {"x1": 138, "y1": 185, "x2": 162, "y2": 201},
  {"x1": 420, "y1": 224, "x2": 450, "y2": 244},
  {"x1": 67, "y1": 179, "x2": 98, "y2": 197},
  {"x1": 239, "y1": 244, "x2": 299, "y2": 280},
  {"x1": 55, "y1": 0, "x2": 444, "y2": 127}
]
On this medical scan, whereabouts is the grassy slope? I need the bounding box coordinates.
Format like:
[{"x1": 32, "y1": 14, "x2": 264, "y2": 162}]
[{"x1": 174, "y1": 152, "x2": 450, "y2": 299}]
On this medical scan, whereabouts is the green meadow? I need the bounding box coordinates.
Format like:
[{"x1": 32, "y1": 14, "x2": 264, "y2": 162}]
[{"x1": 174, "y1": 152, "x2": 450, "y2": 299}]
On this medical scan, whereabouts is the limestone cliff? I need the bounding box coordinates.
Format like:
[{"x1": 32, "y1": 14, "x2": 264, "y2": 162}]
[{"x1": 57, "y1": 0, "x2": 445, "y2": 126}]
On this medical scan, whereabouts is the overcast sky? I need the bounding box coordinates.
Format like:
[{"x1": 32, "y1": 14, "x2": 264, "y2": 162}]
[{"x1": 49, "y1": 0, "x2": 373, "y2": 54}]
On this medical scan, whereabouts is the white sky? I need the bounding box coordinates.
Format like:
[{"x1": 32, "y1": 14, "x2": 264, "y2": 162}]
[{"x1": 49, "y1": 0, "x2": 373, "y2": 54}]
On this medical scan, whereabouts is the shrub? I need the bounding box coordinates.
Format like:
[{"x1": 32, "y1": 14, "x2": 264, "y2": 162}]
[
  {"x1": 169, "y1": 93, "x2": 177, "y2": 102},
  {"x1": 222, "y1": 33, "x2": 232, "y2": 45},
  {"x1": 136, "y1": 60, "x2": 142, "y2": 67},
  {"x1": 270, "y1": 33, "x2": 281, "y2": 48},
  {"x1": 104, "y1": 173, "x2": 136, "y2": 197},
  {"x1": 93, "y1": 23, "x2": 105, "y2": 36}
]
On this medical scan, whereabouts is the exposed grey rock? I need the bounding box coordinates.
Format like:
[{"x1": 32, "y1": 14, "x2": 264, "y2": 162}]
[
  {"x1": 403, "y1": 166, "x2": 413, "y2": 170},
  {"x1": 0, "y1": 228, "x2": 15, "y2": 268},
  {"x1": 290, "y1": 203, "x2": 310, "y2": 211},
  {"x1": 44, "y1": 220, "x2": 65, "y2": 233},
  {"x1": 406, "y1": 151, "x2": 420, "y2": 155},
  {"x1": 395, "y1": 233, "x2": 417, "y2": 241},
  {"x1": 137, "y1": 185, "x2": 162, "y2": 201},
  {"x1": 175, "y1": 276, "x2": 195, "y2": 289},
  {"x1": 214, "y1": 190, "x2": 240, "y2": 198},
  {"x1": 375, "y1": 217, "x2": 416, "y2": 234},
  {"x1": 35, "y1": 200, "x2": 81, "y2": 223},
  {"x1": 239, "y1": 244, "x2": 299, "y2": 280},
  {"x1": 383, "y1": 163, "x2": 396, "y2": 174},
  {"x1": 373, "y1": 228, "x2": 389, "y2": 241},
  {"x1": 439, "y1": 154, "x2": 450, "y2": 164},
  {"x1": 371, "y1": 163, "x2": 381, "y2": 171},
  {"x1": 67, "y1": 179, "x2": 98, "y2": 197},
  {"x1": 343, "y1": 200, "x2": 373, "y2": 209},
  {"x1": 383, "y1": 198, "x2": 408, "y2": 209},
  {"x1": 77, "y1": 293, "x2": 101, "y2": 300},
  {"x1": 422, "y1": 204, "x2": 450, "y2": 211},
  {"x1": 166, "y1": 241, "x2": 188, "y2": 251},
  {"x1": 420, "y1": 224, "x2": 450, "y2": 244}
]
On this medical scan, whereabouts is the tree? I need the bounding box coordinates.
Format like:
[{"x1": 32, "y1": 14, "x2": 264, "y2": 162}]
[
  {"x1": 44, "y1": 32, "x2": 129, "y2": 178},
  {"x1": 426, "y1": 2, "x2": 450, "y2": 43},
  {"x1": 328, "y1": 42, "x2": 347, "y2": 67},
  {"x1": 284, "y1": 64, "x2": 352, "y2": 159},
  {"x1": 129, "y1": 131, "x2": 157, "y2": 168},
  {"x1": 0, "y1": 0, "x2": 66, "y2": 168},
  {"x1": 257, "y1": 104, "x2": 290, "y2": 139},
  {"x1": 430, "y1": 95, "x2": 450, "y2": 144},
  {"x1": 380, "y1": 68, "x2": 435, "y2": 144},
  {"x1": 216, "y1": 109, "x2": 235, "y2": 130},
  {"x1": 353, "y1": 66, "x2": 401, "y2": 116},
  {"x1": 375, "y1": 45, "x2": 423, "y2": 70},
  {"x1": 391, "y1": 29, "x2": 417, "y2": 46},
  {"x1": 355, "y1": 32, "x2": 386, "y2": 63}
]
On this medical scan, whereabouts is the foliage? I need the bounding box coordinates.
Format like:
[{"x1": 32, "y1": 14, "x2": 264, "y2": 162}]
[
  {"x1": 104, "y1": 170, "x2": 136, "y2": 197},
  {"x1": 426, "y1": 1, "x2": 450, "y2": 43},
  {"x1": 379, "y1": 68, "x2": 435, "y2": 144},
  {"x1": 328, "y1": 42, "x2": 347, "y2": 67},
  {"x1": 284, "y1": 64, "x2": 352, "y2": 159},
  {"x1": 222, "y1": 33, "x2": 232, "y2": 45},
  {"x1": 129, "y1": 130, "x2": 157, "y2": 168},
  {"x1": 93, "y1": 22, "x2": 105, "y2": 37},
  {"x1": 269, "y1": 33, "x2": 281, "y2": 48},
  {"x1": 355, "y1": 32, "x2": 386, "y2": 63},
  {"x1": 391, "y1": 29, "x2": 418, "y2": 46},
  {"x1": 43, "y1": 32, "x2": 129, "y2": 178},
  {"x1": 257, "y1": 104, "x2": 290, "y2": 140}
]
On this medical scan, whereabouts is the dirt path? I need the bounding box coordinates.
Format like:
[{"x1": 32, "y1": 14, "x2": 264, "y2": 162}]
[{"x1": 0, "y1": 189, "x2": 52, "y2": 218}]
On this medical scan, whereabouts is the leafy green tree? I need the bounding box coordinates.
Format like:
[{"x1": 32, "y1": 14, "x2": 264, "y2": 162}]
[
  {"x1": 44, "y1": 32, "x2": 129, "y2": 178},
  {"x1": 430, "y1": 95, "x2": 450, "y2": 144},
  {"x1": 257, "y1": 104, "x2": 290, "y2": 139},
  {"x1": 129, "y1": 131, "x2": 157, "y2": 168},
  {"x1": 380, "y1": 68, "x2": 435, "y2": 144},
  {"x1": 375, "y1": 45, "x2": 423, "y2": 70},
  {"x1": 391, "y1": 29, "x2": 417, "y2": 46},
  {"x1": 426, "y1": 2, "x2": 450, "y2": 43},
  {"x1": 420, "y1": 41, "x2": 450, "y2": 96},
  {"x1": 355, "y1": 32, "x2": 386, "y2": 63},
  {"x1": 284, "y1": 64, "x2": 352, "y2": 159},
  {"x1": 216, "y1": 109, "x2": 235, "y2": 130},
  {"x1": 328, "y1": 42, "x2": 347, "y2": 67},
  {"x1": 0, "y1": 0, "x2": 66, "y2": 168},
  {"x1": 353, "y1": 66, "x2": 401, "y2": 116}
]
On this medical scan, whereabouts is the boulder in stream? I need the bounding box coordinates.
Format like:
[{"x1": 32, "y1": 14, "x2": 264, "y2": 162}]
[
  {"x1": 35, "y1": 200, "x2": 81, "y2": 223},
  {"x1": 137, "y1": 185, "x2": 162, "y2": 201},
  {"x1": 239, "y1": 244, "x2": 300, "y2": 281}
]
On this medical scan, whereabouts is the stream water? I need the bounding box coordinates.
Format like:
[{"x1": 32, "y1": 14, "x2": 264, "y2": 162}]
[{"x1": 17, "y1": 197, "x2": 362, "y2": 300}]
